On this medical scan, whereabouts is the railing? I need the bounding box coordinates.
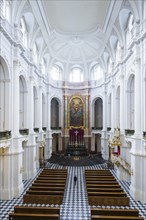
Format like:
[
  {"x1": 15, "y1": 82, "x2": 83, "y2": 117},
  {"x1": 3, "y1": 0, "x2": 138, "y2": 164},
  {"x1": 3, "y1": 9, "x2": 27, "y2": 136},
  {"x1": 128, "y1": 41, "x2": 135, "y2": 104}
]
[
  {"x1": 107, "y1": 127, "x2": 111, "y2": 131},
  {"x1": 92, "y1": 127, "x2": 103, "y2": 130},
  {"x1": 0, "y1": 131, "x2": 11, "y2": 140},
  {"x1": 19, "y1": 129, "x2": 29, "y2": 135},
  {"x1": 42, "y1": 127, "x2": 47, "y2": 131},
  {"x1": 34, "y1": 128, "x2": 39, "y2": 133},
  {"x1": 143, "y1": 131, "x2": 146, "y2": 138},
  {"x1": 51, "y1": 127, "x2": 61, "y2": 130},
  {"x1": 111, "y1": 154, "x2": 132, "y2": 175},
  {"x1": 125, "y1": 129, "x2": 135, "y2": 136}
]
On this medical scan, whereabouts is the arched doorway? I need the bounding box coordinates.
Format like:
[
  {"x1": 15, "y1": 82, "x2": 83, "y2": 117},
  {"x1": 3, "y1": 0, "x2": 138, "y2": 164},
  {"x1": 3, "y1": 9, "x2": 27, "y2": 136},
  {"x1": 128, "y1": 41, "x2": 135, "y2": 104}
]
[
  {"x1": 51, "y1": 98, "x2": 60, "y2": 129},
  {"x1": 33, "y1": 87, "x2": 38, "y2": 129},
  {"x1": 94, "y1": 98, "x2": 103, "y2": 129},
  {"x1": 19, "y1": 75, "x2": 27, "y2": 130},
  {"x1": 52, "y1": 133, "x2": 59, "y2": 153},
  {"x1": 116, "y1": 86, "x2": 120, "y2": 127},
  {"x1": 127, "y1": 75, "x2": 135, "y2": 130},
  {"x1": 0, "y1": 57, "x2": 10, "y2": 131},
  {"x1": 95, "y1": 133, "x2": 101, "y2": 154}
]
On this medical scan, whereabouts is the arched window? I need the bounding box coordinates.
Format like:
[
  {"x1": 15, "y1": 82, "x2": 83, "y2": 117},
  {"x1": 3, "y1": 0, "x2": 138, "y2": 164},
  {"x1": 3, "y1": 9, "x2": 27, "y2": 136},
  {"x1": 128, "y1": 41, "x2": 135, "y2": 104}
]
[
  {"x1": 33, "y1": 43, "x2": 38, "y2": 64},
  {"x1": 41, "y1": 58, "x2": 46, "y2": 75},
  {"x1": 69, "y1": 67, "x2": 83, "y2": 82},
  {"x1": 19, "y1": 76, "x2": 27, "y2": 129},
  {"x1": 108, "y1": 57, "x2": 112, "y2": 74},
  {"x1": 91, "y1": 64, "x2": 103, "y2": 80},
  {"x1": 116, "y1": 41, "x2": 120, "y2": 63},
  {"x1": 50, "y1": 65, "x2": 62, "y2": 80},
  {"x1": 127, "y1": 75, "x2": 135, "y2": 130},
  {"x1": 1, "y1": 0, "x2": 11, "y2": 22},
  {"x1": 20, "y1": 17, "x2": 28, "y2": 47},
  {"x1": 126, "y1": 13, "x2": 134, "y2": 45}
]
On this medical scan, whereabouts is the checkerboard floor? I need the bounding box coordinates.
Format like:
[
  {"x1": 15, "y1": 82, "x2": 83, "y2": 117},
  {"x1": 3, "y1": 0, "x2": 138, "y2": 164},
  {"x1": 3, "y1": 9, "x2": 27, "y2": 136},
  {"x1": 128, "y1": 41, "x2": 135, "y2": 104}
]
[{"x1": 1, "y1": 163, "x2": 146, "y2": 220}]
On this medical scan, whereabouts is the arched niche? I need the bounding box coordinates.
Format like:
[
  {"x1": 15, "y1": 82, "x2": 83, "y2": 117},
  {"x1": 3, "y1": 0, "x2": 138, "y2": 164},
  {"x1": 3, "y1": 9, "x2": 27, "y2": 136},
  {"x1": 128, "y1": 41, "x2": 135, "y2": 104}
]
[
  {"x1": 127, "y1": 74, "x2": 135, "y2": 130},
  {"x1": 94, "y1": 98, "x2": 103, "y2": 129},
  {"x1": 116, "y1": 86, "x2": 120, "y2": 127},
  {"x1": 51, "y1": 98, "x2": 60, "y2": 129},
  {"x1": 0, "y1": 57, "x2": 10, "y2": 131},
  {"x1": 19, "y1": 75, "x2": 27, "y2": 129}
]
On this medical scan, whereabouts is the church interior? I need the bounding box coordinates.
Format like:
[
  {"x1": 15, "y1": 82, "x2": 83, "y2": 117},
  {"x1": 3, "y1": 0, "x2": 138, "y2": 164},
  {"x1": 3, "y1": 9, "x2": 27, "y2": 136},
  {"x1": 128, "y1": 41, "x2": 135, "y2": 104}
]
[{"x1": 0, "y1": 0, "x2": 146, "y2": 219}]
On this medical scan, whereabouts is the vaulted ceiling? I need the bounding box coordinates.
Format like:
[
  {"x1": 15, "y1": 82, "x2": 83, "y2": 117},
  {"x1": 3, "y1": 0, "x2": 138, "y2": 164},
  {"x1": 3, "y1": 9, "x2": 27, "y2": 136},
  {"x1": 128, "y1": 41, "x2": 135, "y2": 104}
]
[
  {"x1": 41, "y1": 0, "x2": 113, "y2": 66},
  {"x1": 43, "y1": 0, "x2": 110, "y2": 33}
]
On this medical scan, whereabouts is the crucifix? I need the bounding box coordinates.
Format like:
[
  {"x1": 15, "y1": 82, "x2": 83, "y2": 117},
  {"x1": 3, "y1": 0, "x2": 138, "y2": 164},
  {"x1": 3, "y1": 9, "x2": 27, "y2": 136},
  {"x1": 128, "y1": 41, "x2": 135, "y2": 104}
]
[{"x1": 75, "y1": 130, "x2": 79, "y2": 147}]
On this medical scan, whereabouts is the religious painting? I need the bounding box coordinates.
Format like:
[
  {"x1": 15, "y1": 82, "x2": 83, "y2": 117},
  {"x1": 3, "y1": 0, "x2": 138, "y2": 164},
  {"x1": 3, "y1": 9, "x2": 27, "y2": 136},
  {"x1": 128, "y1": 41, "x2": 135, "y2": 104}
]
[{"x1": 69, "y1": 96, "x2": 84, "y2": 128}]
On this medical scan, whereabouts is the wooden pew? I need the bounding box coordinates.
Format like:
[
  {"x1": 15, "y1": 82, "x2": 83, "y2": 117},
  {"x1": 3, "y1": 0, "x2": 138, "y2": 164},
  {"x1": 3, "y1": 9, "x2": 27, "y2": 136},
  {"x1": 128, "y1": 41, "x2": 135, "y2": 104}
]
[
  {"x1": 87, "y1": 187, "x2": 123, "y2": 192},
  {"x1": 90, "y1": 208, "x2": 144, "y2": 220},
  {"x1": 85, "y1": 176, "x2": 116, "y2": 180},
  {"x1": 85, "y1": 175, "x2": 115, "y2": 178},
  {"x1": 86, "y1": 184, "x2": 121, "y2": 188},
  {"x1": 29, "y1": 186, "x2": 65, "y2": 191},
  {"x1": 37, "y1": 176, "x2": 66, "y2": 181},
  {"x1": 14, "y1": 206, "x2": 60, "y2": 214},
  {"x1": 85, "y1": 170, "x2": 111, "y2": 174},
  {"x1": 91, "y1": 216, "x2": 144, "y2": 220},
  {"x1": 88, "y1": 196, "x2": 130, "y2": 206},
  {"x1": 91, "y1": 208, "x2": 139, "y2": 216},
  {"x1": 34, "y1": 179, "x2": 66, "y2": 183},
  {"x1": 86, "y1": 181, "x2": 119, "y2": 184},
  {"x1": 23, "y1": 194, "x2": 63, "y2": 205},
  {"x1": 39, "y1": 174, "x2": 67, "y2": 177},
  {"x1": 9, "y1": 206, "x2": 60, "y2": 220},
  {"x1": 41, "y1": 169, "x2": 67, "y2": 174},
  {"x1": 9, "y1": 213, "x2": 59, "y2": 219},
  {"x1": 26, "y1": 190, "x2": 64, "y2": 195},
  {"x1": 32, "y1": 182, "x2": 65, "y2": 187},
  {"x1": 88, "y1": 192, "x2": 127, "y2": 197}
]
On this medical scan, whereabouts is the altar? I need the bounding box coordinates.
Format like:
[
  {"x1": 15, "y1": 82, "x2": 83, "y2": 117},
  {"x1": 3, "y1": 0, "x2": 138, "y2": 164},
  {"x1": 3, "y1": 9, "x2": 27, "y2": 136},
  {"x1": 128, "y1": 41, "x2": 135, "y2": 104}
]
[
  {"x1": 66, "y1": 144, "x2": 87, "y2": 156},
  {"x1": 65, "y1": 128, "x2": 88, "y2": 156}
]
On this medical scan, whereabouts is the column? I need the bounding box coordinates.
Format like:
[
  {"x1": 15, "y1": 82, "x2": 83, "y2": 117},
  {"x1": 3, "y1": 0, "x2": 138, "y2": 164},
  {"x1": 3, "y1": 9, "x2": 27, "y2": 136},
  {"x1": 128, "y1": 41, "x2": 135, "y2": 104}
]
[
  {"x1": 85, "y1": 95, "x2": 89, "y2": 129},
  {"x1": 111, "y1": 84, "x2": 115, "y2": 131},
  {"x1": 120, "y1": 72, "x2": 125, "y2": 133},
  {"x1": 11, "y1": 60, "x2": 24, "y2": 198},
  {"x1": 45, "y1": 90, "x2": 52, "y2": 159},
  {"x1": 39, "y1": 84, "x2": 43, "y2": 133},
  {"x1": 134, "y1": 57, "x2": 141, "y2": 136},
  {"x1": 13, "y1": 60, "x2": 20, "y2": 136},
  {"x1": 102, "y1": 90, "x2": 109, "y2": 160},
  {"x1": 130, "y1": 43, "x2": 143, "y2": 201},
  {"x1": 29, "y1": 75, "x2": 34, "y2": 134},
  {"x1": 64, "y1": 95, "x2": 68, "y2": 128},
  {"x1": 24, "y1": 72, "x2": 37, "y2": 179}
]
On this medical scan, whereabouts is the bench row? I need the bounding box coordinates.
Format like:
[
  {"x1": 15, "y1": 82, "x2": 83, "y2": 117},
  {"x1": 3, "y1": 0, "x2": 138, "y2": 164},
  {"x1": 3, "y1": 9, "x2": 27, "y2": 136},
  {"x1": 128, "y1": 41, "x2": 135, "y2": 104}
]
[{"x1": 90, "y1": 208, "x2": 144, "y2": 220}]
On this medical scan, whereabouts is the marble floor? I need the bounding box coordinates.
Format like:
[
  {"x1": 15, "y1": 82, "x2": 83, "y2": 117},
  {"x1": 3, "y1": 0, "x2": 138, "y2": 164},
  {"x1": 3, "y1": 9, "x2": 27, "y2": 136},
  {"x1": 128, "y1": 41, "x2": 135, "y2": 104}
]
[{"x1": 1, "y1": 163, "x2": 146, "y2": 220}]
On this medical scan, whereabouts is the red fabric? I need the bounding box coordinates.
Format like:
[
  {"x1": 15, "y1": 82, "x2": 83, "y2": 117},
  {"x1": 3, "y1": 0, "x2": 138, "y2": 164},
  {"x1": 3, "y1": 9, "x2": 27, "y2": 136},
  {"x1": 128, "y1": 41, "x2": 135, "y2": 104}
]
[{"x1": 69, "y1": 128, "x2": 84, "y2": 143}]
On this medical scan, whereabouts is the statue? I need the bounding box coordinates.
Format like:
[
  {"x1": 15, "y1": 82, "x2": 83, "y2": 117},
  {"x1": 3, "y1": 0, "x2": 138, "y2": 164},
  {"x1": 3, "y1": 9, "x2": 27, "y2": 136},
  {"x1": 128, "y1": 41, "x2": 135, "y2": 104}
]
[
  {"x1": 109, "y1": 127, "x2": 121, "y2": 146},
  {"x1": 109, "y1": 127, "x2": 122, "y2": 156}
]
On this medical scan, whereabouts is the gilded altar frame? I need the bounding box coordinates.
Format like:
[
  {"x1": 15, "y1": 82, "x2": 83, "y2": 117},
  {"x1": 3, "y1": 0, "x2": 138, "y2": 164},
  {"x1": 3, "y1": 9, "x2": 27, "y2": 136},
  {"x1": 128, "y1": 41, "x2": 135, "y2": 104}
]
[{"x1": 68, "y1": 95, "x2": 85, "y2": 129}]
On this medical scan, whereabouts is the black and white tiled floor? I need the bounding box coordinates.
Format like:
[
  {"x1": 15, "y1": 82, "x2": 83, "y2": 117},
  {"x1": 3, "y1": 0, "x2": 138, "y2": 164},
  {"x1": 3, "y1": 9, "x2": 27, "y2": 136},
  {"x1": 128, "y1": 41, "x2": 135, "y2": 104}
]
[{"x1": 1, "y1": 163, "x2": 146, "y2": 220}]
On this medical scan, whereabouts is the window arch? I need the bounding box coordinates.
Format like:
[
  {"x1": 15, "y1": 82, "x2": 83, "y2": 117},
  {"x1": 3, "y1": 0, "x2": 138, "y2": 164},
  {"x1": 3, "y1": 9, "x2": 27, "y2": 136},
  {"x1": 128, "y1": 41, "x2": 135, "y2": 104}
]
[
  {"x1": 41, "y1": 58, "x2": 46, "y2": 75},
  {"x1": 69, "y1": 67, "x2": 83, "y2": 82},
  {"x1": 91, "y1": 64, "x2": 103, "y2": 80},
  {"x1": 0, "y1": 57, "x2": 10, "y2": 131},
  {"x1": 108, "y1": 57, "x2": 112, "y2": 74},
  {"x1": 33, "y1": 43, "x2": 38, "y2": 64},
  {"x1": 116, "y1": 41, "x2": 120, "y2": 63},
  {"x1": 20, "y1": 17, "x2": 28, "y2": 47},
  {"x1": 127, "y1": 75, "x2": 135, "y2": 130},
  {"x1": 50, "y1": 65, "x2": 62, "y2": 81},
  {"x1": 126, "y1": 13, "x2": 134, "y2": 45},
  {"x1": 1, "y1": 0, "x2": 11, "y2": 22}
]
